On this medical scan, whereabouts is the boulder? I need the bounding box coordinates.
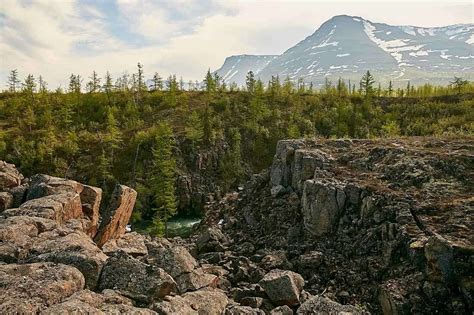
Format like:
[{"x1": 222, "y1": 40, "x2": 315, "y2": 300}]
[
  {"x1": 94, "y1": 184, "x2": 137, "y2": 247},
  {"x1": 99, "y1": 251, "x2": 177, "y2": 303},
  {"x1": 41, "y1": 289, "x2": 157, "y2": 315},
  {"x1": 102, "y1": 231, "x2": 148, "y2": 257},
  {"x1": 270, "y1": 305, "x2": 294, "y2": 315},
  {"x1": 151, "y1": 295, "x2": 198, "y2": 314},
  {"x1": 0, "y1": 191, "x2": 13, "y2": 211},
  {"x1": 296, "y1": 296, "x2": 362, "y2": 314},
  {"x1": 0, "y1": 160, "x2": 23, "y2": 189},
  {"x1": 424, "y1": 234, "x2": 455, "y2": 284},
  {"x1": 258, "y1": 269, "x2": 305, "y2": 307},
  {"x1": 301, "y1": 180, "x2": 346, "y2": 236},
  {"x1": 241, "y1": 297, "x2": 264, "y2": 308},
  {"x1": 196, "y1": 227, "x2": 228, "y2": 253},
  {"x1": 148, "y1": 245, "x2": 198, "y2": 278},
  {"x1": 225, "y1": 305, "x2": 266, "y2": 314},
  {"x1": 152, "y1": 289, "x2": 228, "y2": 315},
  {"x1": 175, "y1": 267, "x2": 217, "y2": 293},
  {"x1": 5, "y1": 193, "x2": 83, "y2": 224},
  {"x1": 29, "y1": 230, "x2": 108, "y2": 289},
  {"x1": 0, "y1": 215, "x2": 58, "y2": 262},
  {"x1": 297, "y1": 251, "x2": 324, "y2": 269},
  {"x1": 26, "y1": 174, "x2": 84, "y2": 200},
  {"x1": 0, "y1": 262, "x2": 84, "y2": 314}
]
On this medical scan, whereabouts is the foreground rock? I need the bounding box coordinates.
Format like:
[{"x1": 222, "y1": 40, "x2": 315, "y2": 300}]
[
  {"x1": 0, "y1": 262, "x2": 84, "y2": 314},
  {"x1": 99, "y1": 251, "x2": 177, "y2": 303},
  {"x1": 297, "y1": 296, "x2": 363, "y2": 314},
  {"x1": 151, "y1": 288, "x2": 229, "y2": 314},
  {"x1": 41, "y1": 289, "x2": 157, "y2": 314}
]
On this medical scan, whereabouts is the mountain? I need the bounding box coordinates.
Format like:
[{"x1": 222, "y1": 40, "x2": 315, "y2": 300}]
[
  {"x1": 215, "y1": 55, "x2": 277, "y2": 87},
  {"x1": 215, "y1": 15, "x2": 474, "y2": 87}
]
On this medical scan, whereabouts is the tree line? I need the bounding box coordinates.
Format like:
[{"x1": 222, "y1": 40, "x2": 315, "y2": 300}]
[{"x1": 1, "y1": 64, "x2": 472, "y2": 235}]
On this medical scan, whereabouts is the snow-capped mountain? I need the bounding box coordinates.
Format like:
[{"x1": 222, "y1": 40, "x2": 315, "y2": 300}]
[
  {"x1": 215, "y1": 55, "x2": 277, "y2": 86},
  {"x1": 215, "y1": 15, "x2": 474, "y2": 87}
]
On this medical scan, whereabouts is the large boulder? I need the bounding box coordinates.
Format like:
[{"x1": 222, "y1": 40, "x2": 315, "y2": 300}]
[
  {"x1": 99, "y1": 251, "x2": 177, "y2": 303},
  {"x1": 5, "y1": 193, "x2": 83, "y2": 224},
  {"x1": 196, "y1": 227, "x2": 228, "y2": 253},
  {"x1": 258, "y1": 269, "x2": 305, "y2": 307},
  {"x1": 147, "y1": 245, "x2": 198, "y2": 278},
  {"x1": 225, "y1": 305, "x2": 266, "y2": 314},
  {"x1": 0, "y1": 215, "x2": 58, "y2": 262},
  {"x1": 102, "y1": 231, "x2": 148, "y2": 257},
  {"x1": 0, "y1": 262, "x2": 84, "y2": 314},
  {"x1": 296, "y1": 296, "x2": 362, "y2": 314},
  {"x1": 28, "y1": 230, "x2": 108, "y2": 289},
  {"x1": 41, "y1": 289, "x2": 157, "y2": 315},
  {"x1": 301, "y1": 179, "x2": 346, "y2": 236},
  {"x1": 94, "y1": 184, "x2": 137, "y2": 247},
  {"x1": 175, "y1": 267, "x2": 218, "y2": 293},
  {"x1": 152, "y1": 289, "x2": 228, "y2": 315},
  {"x1": 0, "y1": 160, "x2": 23, "y2": 189},
  {"x1": 26, "y1": 174, "x2": 84, "y2": 200}
]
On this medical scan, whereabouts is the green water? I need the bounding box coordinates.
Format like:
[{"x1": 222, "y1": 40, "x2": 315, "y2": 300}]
[{"x1": 165, "y1": 217, "x2": 201, "y2": 238}]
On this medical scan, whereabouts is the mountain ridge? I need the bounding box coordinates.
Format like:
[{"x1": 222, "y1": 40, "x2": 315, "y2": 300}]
[{"x1": 214, "y1": 15, "x2": 474, "y2": 87}]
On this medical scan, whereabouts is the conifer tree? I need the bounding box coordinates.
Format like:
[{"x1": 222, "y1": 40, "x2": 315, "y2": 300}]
[
  {"x1": 7, "y1": 69, "x2": 20, "y2": 93},
  {"x1": 152, "y1": 72, "x2": 163, "y2": 91},
  {"x1": 246, "y1": 71, "x2": 255, "y2": 94},
  {"x1": 150, "y1": 122, "x2": 177, "y2": 236},
  {"x1": 38, "y1": 76, "x2": 48, "y2": 93},
  {"x1": 360, "y1": 71, "x2": 375, "y2": 97},
  {"x1": 185, "y1": 111, "x2": 204, "y2": 149}
]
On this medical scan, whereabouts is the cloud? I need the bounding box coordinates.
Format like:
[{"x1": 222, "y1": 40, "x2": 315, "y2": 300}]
[{"x1": 0, "y1": 0, "x2": 472, "y2": 89}]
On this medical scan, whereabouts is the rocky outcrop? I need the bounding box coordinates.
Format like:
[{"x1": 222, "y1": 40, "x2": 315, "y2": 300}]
[
  {"x1": 94, "y1": 184, "x2": 137, "y2": 247},
  {"x1": 216, "y1": 138, "x2": 473, "y2": 314}
]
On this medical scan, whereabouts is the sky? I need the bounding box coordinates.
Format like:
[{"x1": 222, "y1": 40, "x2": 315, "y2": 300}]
[{"x1": 0, "y1": 0, "x2": 472, "y2": 88}]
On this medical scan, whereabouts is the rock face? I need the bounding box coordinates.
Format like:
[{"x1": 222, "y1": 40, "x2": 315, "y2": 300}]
[{"x1": 94, "y1": 184, "x2": 137, "y2": 247}]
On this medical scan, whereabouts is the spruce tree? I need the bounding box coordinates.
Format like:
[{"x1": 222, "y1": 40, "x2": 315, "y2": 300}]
[
  {"x1": 7, "y1": 69, "x2": 20, "y2": 93},
  {"x1": 360, "y1": 71, "x2": 375, "y2": 97},
  {"x1": 150, "y1": 122, "x2": 177, "y2": 236}
]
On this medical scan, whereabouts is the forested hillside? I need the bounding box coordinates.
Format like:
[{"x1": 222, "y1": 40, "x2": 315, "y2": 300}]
[{"x1": 1, "y1": 66, "x2": 473, "y2": 234}]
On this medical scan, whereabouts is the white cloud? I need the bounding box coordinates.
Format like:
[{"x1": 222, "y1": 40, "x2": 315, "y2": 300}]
[{"x1": 0, "y1": 0, "x2": 472, "y2": 88}]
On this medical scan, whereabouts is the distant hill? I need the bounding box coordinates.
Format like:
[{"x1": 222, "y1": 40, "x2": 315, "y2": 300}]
[{"x1": 214, "y1": 15, "x2": 474, "y2": 87}]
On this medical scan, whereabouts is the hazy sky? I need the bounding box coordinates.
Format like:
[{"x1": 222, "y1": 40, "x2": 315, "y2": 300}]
[{"x1": 1, "y1": 0, "x2": 472, "y2": 88}]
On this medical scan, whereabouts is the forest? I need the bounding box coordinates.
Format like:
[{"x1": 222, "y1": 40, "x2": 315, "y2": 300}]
[{"x1": 1, "y1": 65, "x2": 473, "y2": 235}]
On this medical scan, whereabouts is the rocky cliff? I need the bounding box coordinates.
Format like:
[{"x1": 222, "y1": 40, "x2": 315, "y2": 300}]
[{"x1": 1, "y1": 136, "x2": 472, "y2": 314}]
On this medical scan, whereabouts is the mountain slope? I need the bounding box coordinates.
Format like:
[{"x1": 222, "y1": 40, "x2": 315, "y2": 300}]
[
  {"x1": 215, "y1": 15, "x2": 474, "y2": 87},
  {"x1": 214, "y1": 55, "x2": 277, "y2": 86}
]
